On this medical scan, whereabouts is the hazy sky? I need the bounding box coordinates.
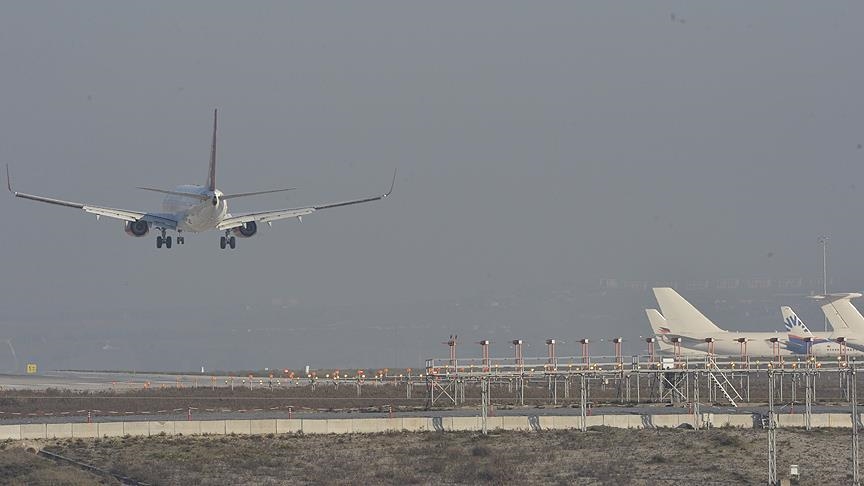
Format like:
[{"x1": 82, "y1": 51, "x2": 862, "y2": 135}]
[{"x1": 1, "y1": 2, "x2": 862, "y2": 370}]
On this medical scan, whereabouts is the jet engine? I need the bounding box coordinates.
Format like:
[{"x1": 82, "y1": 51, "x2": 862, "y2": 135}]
[
  {"x1": 232, "y1": 221, "x2": 257, "y2": 238},
  {"x1": 125, "y1": 220, "x2": 149, "y2": 237}
]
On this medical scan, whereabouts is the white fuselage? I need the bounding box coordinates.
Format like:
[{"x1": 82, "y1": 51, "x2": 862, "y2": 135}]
[
  {"x1": 657, "y1": 330, "x2": 864, "y2": 357},
  {"x1": 162, "y1": 185, "x2": 228, "y2": 232}
]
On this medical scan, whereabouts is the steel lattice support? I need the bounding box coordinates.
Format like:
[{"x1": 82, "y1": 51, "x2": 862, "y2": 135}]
[
  {"x1": 580, "y1": 373, "x2": 587, "y2": 432},
  {"x1": 767, "y1": 369, "x2": 778, "y2": 486},
  {"x1": 480, "y1": 377, "x2": 489, "y2": 436},
  {"x1": 805, "y1": 370, "x2": 813, "y2": 431},
  {"x1": 851, "y1": 367, "x2": 860, "y2": 486}
]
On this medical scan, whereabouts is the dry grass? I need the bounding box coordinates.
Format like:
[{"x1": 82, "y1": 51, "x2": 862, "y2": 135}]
[
  {"x1": 0, "y1": 445, "x2": 112, "y2": 485},
  {"x1": 7, "y1": 428, "x2": 850, "y2": 485}
]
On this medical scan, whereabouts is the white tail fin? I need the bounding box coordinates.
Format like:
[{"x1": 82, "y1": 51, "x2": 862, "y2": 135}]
[
  {"x1": 206, "y1": 109, "x2": 217, "y2": 192},
  {"x1": 653, "y1": 287, "x2": 724, "y2": 334},
  {"x1": 815, "y1": 293, "x2": 864, "y2": 332},
  {"x1": 781, "y1": 306, "x2": 812, "y2": 336}
]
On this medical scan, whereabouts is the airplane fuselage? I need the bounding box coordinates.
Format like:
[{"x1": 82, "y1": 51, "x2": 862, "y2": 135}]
[
  {"x1": 161, "y1": 185, "x2": 228, "y2": 232},
  {"x1": 657, "y1": 330, "x2": 864, "y2": 357}
]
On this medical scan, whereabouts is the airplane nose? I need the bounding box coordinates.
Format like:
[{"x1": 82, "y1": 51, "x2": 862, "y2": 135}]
[{"x1": 211, "y1": 195, "x2": 218, "y2": 206}]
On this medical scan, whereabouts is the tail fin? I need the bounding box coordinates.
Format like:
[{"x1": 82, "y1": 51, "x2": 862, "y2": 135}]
[
  {"x1": 814, "y1": 293, "x2": 864, "y2": 332},
  {"x1": 206, "y1": 109, "x2": 217, "y2": 192},
  {"x1": 781, "y1": 306, "x2": 813, "y2": 336},
  {"x1": 646, "y1": 309, "x2": 670, "y2": 335},
  {"x1": 645, "y1": 309, "x2": 674, "y2": 351},
  {"x1": 652, "y1": 287, "x2": 724, "y2": 334}
]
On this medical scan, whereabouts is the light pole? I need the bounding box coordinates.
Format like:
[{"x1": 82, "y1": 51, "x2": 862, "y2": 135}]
[{"x1": 818, "y1": 236, "x2": 829, "y2": 332}]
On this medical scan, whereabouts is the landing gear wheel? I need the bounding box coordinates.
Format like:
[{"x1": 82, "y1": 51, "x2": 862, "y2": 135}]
[
  {"x1": 156, "y1": 236, "x2": 163, "y2": 249},
  {"x1": 228, "y1": 236, "x2": 236, "y2": 249},
  {"x1": 165, "y1": 236, "x2": 172, "y2": 249},
  {"x1": 220, "y1": 236, "x2": 227, "y2": 249},
  {"x1": 177, "y1": 236, "x2": 185, "y2": 245}
]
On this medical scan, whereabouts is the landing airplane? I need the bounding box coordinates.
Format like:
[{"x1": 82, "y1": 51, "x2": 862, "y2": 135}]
[{"x1": 6, "y1": 110, "x2": 395, "y2": 249}]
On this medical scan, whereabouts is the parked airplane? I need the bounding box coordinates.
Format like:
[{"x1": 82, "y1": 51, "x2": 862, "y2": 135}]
[
  {"x1": 647, "y1": 287, "x2": 858, "y2": 357},
  {"x1": 780, "y1": 306, "x2": 833, "y2": 355},
  {"x1": 6, "y1": 109, "x2": 395, "y2": 250},
  {"x1": 810, "y1": 293, "x2": 864, "y2": 352}
]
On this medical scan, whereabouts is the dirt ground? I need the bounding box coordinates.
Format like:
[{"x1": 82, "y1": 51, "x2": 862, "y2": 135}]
[
  {"x1": 0, "y1": 427, "x2": 856, "y2": 485},
  {"x1": 1, "y1": 371, "x2": 856, "y2": 421}
]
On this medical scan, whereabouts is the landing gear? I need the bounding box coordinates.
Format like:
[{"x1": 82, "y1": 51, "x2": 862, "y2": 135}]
[
  {"x1": 220, "y1": 232, "x2": 236, "y2": 250},
  {"x1": 177, "y1": 236, "x2": 185, "y2": 245},
  {"x1": 156, "y1": 229, "x2": 176, "y2": 249}
]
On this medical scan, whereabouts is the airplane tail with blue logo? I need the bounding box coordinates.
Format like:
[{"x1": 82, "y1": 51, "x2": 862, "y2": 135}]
[{"x1": 781, "y1": 306, "x2": 813, "y2": 337}]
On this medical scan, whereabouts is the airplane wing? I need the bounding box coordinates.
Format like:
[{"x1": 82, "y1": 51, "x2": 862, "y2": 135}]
[
  {"x1": 217, "y1": 170, "x2": 396, "y2": 231},
  {"x1": 8, "y1": 166, "x2": 177, "y2": 228}
]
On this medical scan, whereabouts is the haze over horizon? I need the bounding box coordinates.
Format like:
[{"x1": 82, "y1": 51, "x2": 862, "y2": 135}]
[{"x1": 1, "y1": 2, "x2": 862, "y2": 371}]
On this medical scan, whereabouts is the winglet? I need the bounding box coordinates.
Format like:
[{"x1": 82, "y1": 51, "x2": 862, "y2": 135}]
[
  {"x1": 383, "y1": 168, "x2": 397, "y2": 198},
  {"x1": 5, "y1": 164, "x2": 12, "y2": 194}
]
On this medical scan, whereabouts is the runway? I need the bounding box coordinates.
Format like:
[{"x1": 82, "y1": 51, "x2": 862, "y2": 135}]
[{"x1": 0, "y1": 371, "x2": 276, "y2": 392}]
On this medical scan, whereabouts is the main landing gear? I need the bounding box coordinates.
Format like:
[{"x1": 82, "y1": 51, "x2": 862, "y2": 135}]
[
  {"x1": 156, "y1": 229, "x2": 184, "y2": 249},
  {"x1": 156, "y1": 235, "x2": 172, "y2": 249},
  {"x1": 220, "y1": 231, "x2": 236, "y2": 250}
]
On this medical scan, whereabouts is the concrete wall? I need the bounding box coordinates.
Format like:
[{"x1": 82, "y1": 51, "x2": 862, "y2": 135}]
[
  {"x1": 2, "y1": 412, "x2": 860, "y2": 441},
  {"x1": 72, "y1": 423, "x2": 98, "y2": 438},
  {"x1": 149, "y1": 421, "x2": 174, "y2": 436},
  {"x1": 174, "y1": 421, "x2": 201, "y2": 436},
  {"x1": 276, "y1": 419, "x2": 301, "y2": 434},
  {"x1": 225, "y1": 420, "x2": 250, "y2": 435},
  {"x1": 249, "y1": 420, "x2": 276, "y2": 435},
  {"x1": 326, "y1": 419, "x2": 352, "y2": 434},
  {"x1": 199, "y1": 420, "x2": 225, "y2": 435},
  {"x1": 46, "y1": 423, "x2": 72, "y2": 439},
  {"x1": 98, "y1": 422, "x2": 124, "y2": 437},
  {"x1": 123, "y1": 421, "x2": 149, "y2": 436},
  {"x1": 20, "y1": 424, "x2": 46, "y2": 440},
  {"x1": 300, "y1": 419, "x2": 327, "y2": 434},
  {"x1": 402, "y1": 417, "x2": 433, "y2": 432},
  {"x1": 710, "y1": 413, "x2": 753, "y2": 428}
]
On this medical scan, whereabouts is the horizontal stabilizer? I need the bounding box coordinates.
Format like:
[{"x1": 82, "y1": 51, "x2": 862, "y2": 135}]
[
  {"x1": 810, "y1": 293, "x2": 864, "y2": 302},
  {"x1": 221, "y1": 188, "x2": 296, "y2": 200},
  {"x1": 136, "y1": 187, "x2": 209, "y2": 200}
]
